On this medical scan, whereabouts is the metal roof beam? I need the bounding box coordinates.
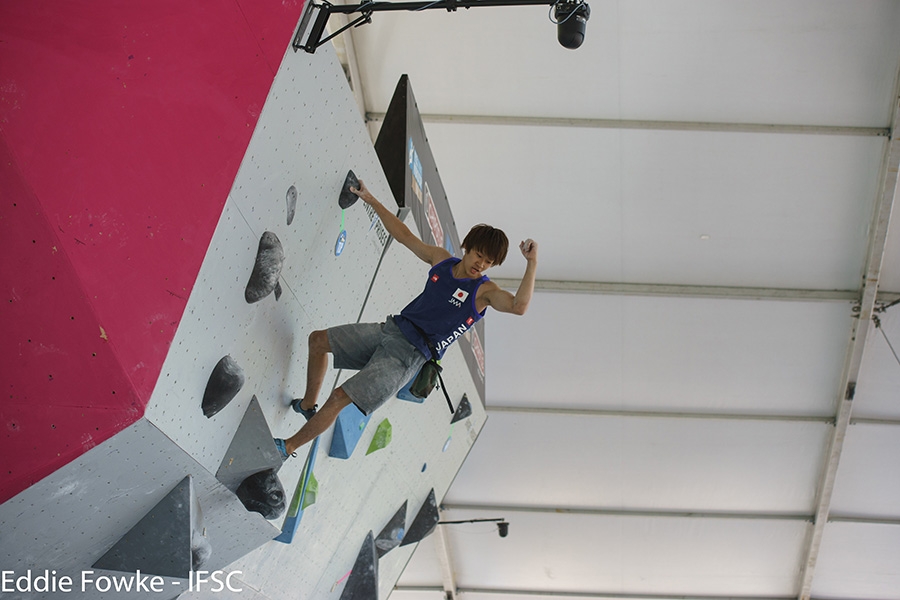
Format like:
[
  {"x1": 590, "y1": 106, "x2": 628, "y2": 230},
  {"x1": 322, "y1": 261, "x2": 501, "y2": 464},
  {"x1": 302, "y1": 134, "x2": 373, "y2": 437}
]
[
  {"x1": 491, "y1": 279, "x2": 900, "y2": 304},
  {"x1": 796, "y1": 84, "x2": 900, "y2": 600},
  {"x1": 490, "y1": 405, "x2": 900, "y2": 429},
  {"x1": 441, "y1": 502, "x2": 813, "y2": 522},
  {"x1": 488, "y1": 405, "x2": 834, "y2": 424},
  {"x1": 366, "y1": 112, "x2": 890, "y2": 137},
  {"x1": 442, "y1": 502, "x2": 900, "y2": 528},
  {"x1": 395, "y1": 584, "x2": 800, "y2": 600}
]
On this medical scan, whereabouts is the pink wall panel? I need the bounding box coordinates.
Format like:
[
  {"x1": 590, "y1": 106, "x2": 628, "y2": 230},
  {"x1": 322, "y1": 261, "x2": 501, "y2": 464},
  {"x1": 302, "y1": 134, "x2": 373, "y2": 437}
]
[{"x1": 0, "y1": 0, "x2": 304, "y2": 502}]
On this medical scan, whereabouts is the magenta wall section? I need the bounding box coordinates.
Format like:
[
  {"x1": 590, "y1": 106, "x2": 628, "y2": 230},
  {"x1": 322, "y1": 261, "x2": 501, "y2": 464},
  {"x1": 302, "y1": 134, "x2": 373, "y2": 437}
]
[{"x1": 1, "y1": 0, "x2": 304, "y2": 502}]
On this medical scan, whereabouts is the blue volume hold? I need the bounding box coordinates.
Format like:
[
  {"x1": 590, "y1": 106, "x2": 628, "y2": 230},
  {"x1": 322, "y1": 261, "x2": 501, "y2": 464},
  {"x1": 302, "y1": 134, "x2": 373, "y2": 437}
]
[
  {"x1": 396, "y1": 373, "x2": 424, "y2": 403},
  {"x1": 329, "y1": 403, "x2": 372, "y2": 459}
]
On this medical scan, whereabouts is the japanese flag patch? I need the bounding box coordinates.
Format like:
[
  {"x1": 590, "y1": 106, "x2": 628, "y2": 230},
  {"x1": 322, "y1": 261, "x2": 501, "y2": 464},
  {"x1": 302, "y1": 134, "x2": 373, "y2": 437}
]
[{"x1": 453, "y1": 289, "x2": 469, "y2": 302}]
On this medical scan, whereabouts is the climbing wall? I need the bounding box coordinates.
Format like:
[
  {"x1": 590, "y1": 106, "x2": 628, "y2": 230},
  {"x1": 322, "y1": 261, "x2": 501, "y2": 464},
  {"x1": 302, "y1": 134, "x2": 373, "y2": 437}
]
[
  {"x1": 217, "y1": 211, "x2": 488, "y2": 599},
  {"x1": 0, "y1": 0, "x2": 305, "y2": 504},
  {"x1": 0, "y1": 11, "x2": 487, "y2": 599}
]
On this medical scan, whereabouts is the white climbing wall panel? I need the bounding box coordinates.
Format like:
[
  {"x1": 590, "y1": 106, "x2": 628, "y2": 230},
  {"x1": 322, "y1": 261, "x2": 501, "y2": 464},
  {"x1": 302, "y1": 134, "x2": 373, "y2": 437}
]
[{"x1": 0, "y1": 34, "x2": 486, "y2": 600}]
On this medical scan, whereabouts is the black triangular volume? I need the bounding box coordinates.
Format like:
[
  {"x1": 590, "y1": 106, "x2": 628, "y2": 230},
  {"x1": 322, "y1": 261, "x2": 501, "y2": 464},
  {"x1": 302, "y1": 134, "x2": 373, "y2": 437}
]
[
  {"x1": 374, "y1": 501, "x2": 407, "y2": 558},
  {"x1": 450, "y1": 393, "x2": 472, "y2": 424},
  {"x1": 400, "y1": 489, "x2": 438, "y2": 547},
  {"x1": 373, "y1": 75, "x2": 410, "y2": 208},
  {"x1": 339, "y1": 531, "x2": 378, "y2": 600}
]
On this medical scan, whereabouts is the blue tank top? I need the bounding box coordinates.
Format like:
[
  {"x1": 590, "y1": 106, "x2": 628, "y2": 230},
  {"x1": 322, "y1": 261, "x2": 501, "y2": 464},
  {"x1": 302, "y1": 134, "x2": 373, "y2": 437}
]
[{"x1": 395, "y1": 257, "x2": 489, "y2": 358}]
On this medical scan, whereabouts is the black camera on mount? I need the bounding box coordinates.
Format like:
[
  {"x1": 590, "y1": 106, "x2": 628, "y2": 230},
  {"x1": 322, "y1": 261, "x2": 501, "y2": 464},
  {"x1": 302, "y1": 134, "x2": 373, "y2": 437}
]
[{"x1": 554, "y1": 0, "x2": 591, "y2": 49}]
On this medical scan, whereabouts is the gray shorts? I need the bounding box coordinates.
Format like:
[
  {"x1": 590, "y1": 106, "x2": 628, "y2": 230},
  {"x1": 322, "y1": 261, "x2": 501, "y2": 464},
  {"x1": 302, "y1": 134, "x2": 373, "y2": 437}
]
[{"x1": 327, "y1": 316, "x2": 428, "y2": 416}]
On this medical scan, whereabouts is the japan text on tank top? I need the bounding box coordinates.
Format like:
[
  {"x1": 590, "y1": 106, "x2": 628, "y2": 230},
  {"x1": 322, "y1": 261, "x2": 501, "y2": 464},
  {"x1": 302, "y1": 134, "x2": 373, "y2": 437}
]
[{"x1": 394, "y1": 257, "x2": 488, "y2": 358}]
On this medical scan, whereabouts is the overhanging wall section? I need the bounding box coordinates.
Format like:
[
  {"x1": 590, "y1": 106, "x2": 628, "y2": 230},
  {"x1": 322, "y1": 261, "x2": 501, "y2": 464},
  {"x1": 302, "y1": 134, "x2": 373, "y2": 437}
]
[{"x1": 0, "y1": 0, "x2": 305, "y2": 504}]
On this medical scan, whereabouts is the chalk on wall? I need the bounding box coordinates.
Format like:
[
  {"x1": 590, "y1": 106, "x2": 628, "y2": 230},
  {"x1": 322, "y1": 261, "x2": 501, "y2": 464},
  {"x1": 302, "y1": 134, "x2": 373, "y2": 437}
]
[
  {"x1": 330, "y1": 404, "x2": 372, "y2": 459},
  {"x1": 339, "y1": 531, "x2": 378, "y2": 600},
  {"x1": 450, "y1": 393, "x2": 472, "y2": 424},
  {"x1": 366, "y1": 419, "x2": 393, "y2": 455},
  {"x1": 215, "y1": 396, "x2": 283, "y2": 491},
  {"x1": 192, "y1": 528, "x2": 212, "y2": 572},
  {"x1": 92, "y1": 475, "x2": 196, "y2": 579},
  {"x1": 235, "y1": 468, "x2": 286, "y2": 520},
  {"x1": 374, "y1": 501, "x2": 407, "y2": 558},
  {"x1": 245, "y1": 231, "x2": 285, "y2": 303},
  {"x1": 400, "y1": 488, "x2": 439, "y2": 547},
  {"x1": 202, "y1": 355, "x2": 245, "y2": 418}
]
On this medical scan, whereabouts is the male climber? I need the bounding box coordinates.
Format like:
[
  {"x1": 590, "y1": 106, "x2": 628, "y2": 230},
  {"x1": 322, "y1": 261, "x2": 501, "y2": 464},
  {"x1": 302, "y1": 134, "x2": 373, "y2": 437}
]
[{"x1": 274, "y1": 180, "x2": 538, "y2": 459}]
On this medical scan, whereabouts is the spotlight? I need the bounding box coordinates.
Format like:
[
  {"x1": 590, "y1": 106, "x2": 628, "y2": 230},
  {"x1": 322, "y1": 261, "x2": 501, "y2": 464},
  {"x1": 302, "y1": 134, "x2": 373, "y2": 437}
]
[
  {"x1": 553, "y1": 0, "x2": 591, "y2": 49},
  {"x1": 497, "y1": 521, "x2": 510, "y2": 537}
]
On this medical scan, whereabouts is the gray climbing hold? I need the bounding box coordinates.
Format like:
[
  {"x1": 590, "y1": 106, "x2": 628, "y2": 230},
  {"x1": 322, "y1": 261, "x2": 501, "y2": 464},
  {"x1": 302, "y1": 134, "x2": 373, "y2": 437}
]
[
  {"x1": 202, "y1": 355, "x2": 245, "y2": 418},
  {"x1": 92, "y1": 476, "x2": 194, "y2": 579},
  {"x1": 235, "y1": 468, "x2": 286, "y2": 520},
  {"x1": 339, "y1": 170, "x2": 360, "y2": 209},
  {"x1": 286, "y1": 185, "x2": 298, "y2": 225},
  {"x1": 450, "y1": 393, "x2": 473, "y2": 424},
  {"x1": 245, "y1": 231, "x2": 284, "y2": 304},
  {"x1": 215, "y1": 396, "x2": 283, "y2": 490},
  {"x1": 340, "y1": 531, "x2": 378, "y2": 600},
  {"x1": 375, "y1": 501, "x2": 407, "y2": 558},
  {"x1": 400, "y1": 489, "x2": 439, "y2": 547}
]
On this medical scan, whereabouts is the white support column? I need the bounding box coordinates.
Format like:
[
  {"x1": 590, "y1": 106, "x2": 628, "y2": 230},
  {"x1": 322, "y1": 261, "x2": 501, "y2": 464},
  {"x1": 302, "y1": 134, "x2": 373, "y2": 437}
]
[
  {"x1": 796, "y1": 86, "x2": 900, "y2": 600},
  {"x1": 434, "y1": 520, "x2": 459, "y2": 600}
]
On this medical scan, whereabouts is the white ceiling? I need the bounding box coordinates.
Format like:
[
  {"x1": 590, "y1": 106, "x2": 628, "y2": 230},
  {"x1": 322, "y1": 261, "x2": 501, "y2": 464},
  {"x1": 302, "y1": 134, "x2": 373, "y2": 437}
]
[{"x1": 333, "y1": 1, "x2": 900, "y2": 598}]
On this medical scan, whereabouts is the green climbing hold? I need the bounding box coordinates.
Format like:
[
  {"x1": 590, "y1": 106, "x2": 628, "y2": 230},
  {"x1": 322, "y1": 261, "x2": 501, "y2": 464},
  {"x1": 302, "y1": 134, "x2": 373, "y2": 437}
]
[
  {"x1": 366, "y1": 419, "x2": 392, "y2": 455},
  {"x1": 301, "y1": 473, "x2": 318, "y2": 510}
]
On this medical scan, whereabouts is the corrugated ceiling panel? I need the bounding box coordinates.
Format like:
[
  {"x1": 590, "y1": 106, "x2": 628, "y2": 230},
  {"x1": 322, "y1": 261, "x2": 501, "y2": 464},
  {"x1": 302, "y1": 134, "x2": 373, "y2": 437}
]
[
  {"x1": 355, "y1": 1, "x2": 900, "y2": 126},
  {"x1": 812, "y1": 522, "x2": 900, "y2": 600},
  {"x1": 830, "y1": 423, "x2": 900, "y2": 519},
  {"x1": 440, "y1": 508, "x2": 809, "y2": 596},
  {"x1": 484, "y1": 293, "x2": 852, "y2": 415},
  {"x1": 427, "y1": 124, "x2": 883, "y2": 289},
  {"x1": 446, "y1": 410, "x2": 829, "y2": 512}
]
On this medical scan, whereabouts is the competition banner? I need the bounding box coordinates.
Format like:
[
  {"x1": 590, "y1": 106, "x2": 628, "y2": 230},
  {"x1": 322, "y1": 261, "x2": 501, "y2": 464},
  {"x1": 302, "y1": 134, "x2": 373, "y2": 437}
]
[{"x1": 375, "y1": 75, "x2": 487, "y2": 401}]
